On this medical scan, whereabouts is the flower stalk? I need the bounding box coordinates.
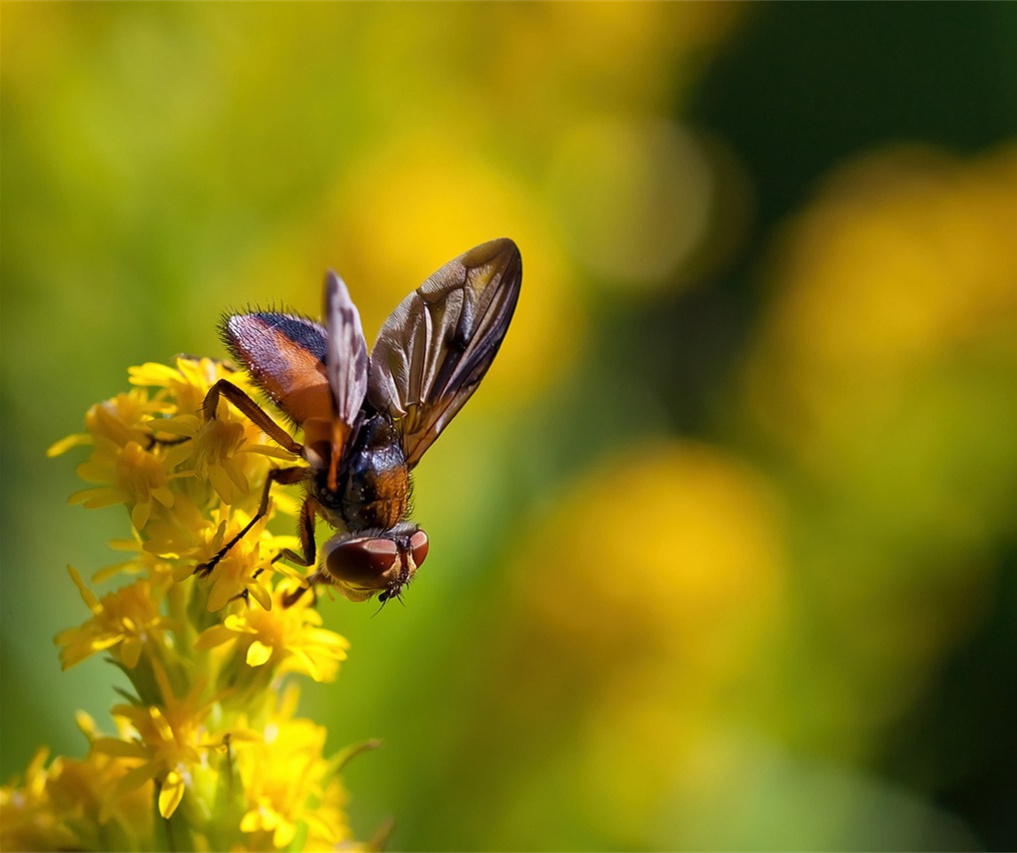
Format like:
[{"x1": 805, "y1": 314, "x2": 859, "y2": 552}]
[{"x1": 1, "y1": 358, "x2": 371, "y2": 852}]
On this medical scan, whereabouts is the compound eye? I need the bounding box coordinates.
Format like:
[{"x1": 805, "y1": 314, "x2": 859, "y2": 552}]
[
  {"x1": 325, "y1": 537, "x2": 399, "y2": 586},
  {"x1": 409, "y1": 529, "x2": 429, "y2": 568}
]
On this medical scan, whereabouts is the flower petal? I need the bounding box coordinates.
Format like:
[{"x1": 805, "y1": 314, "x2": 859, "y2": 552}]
[
  {"x1": 247, "y1": 582, "x2": 272, "y2": 611},
  {"x1": 47, "y1": 433, "x2": 92, "y2": 457},
  {"x1": 158, "y1": 768, "x2": 186, "y2": 818},
  {"x1": 93, "y1": 737, "x2": 147, "y2": 758},
  {"x1": 120, "y1": 636, "x2": 143, "y2": 668},
  {"x1": 194, "y1": 624, "x2": 237, "y2": 650},
  {"x1": 246, "y1": 641, "x2": 273, "y2": 667},
  {"x1": 131, "y1": 501, "x2": 152, "y2": 531},
  {"x1": 67, "y1": 565, "x2": 101, "y2": 612}
]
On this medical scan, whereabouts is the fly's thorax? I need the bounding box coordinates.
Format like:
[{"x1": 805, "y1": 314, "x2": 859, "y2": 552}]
[
  {"x1": 305, "y1": 442, "x2": 345, "y2": 526},
  {"x1": 338, "y1": 413, "x2": 411, "y2": 532}
]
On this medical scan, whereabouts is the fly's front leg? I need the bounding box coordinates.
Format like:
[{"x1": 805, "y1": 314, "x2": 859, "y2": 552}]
[
  {"x1": 275, "y1": 498, "x2": 333, "y2": 607},
  {"x1": 196, "y1": 465, "x2": 306, "y2": 577},
  {"x1": 273, "y1": 494, "x2": 320, "y2": 568},
  {"x1": 144, "y1": 432, "x2": 189, "y2": 450},
  {"x1": 203, "y1": 379, "x2": 304, "y2": 456}
]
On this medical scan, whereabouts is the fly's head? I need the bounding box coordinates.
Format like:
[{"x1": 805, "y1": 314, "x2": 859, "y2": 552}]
[{"x1": 321, "y1": 522, "x2": 429, "y2": 603}]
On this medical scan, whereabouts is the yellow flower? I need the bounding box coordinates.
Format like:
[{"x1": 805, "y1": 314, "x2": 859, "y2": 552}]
[
  {"x1": 47, "y1": 748, "x2": 155, "y2": 851},
  {"x1": 90, "y1": 541, "x2": 177, "y2": 590},
  {"x1": 0, "y1": 749, "x2": 78, "y2": 852},
  {"x1": 185, "y1": 415, "x2": 255, "y2": 504},
  {"x1": 92, "y1": 662, "x2": 216, "y2": 820},
  {"x1": 140, "y1": 491, "x2": 217, "y2": 562},
  {"x1": 55, "y1": 567, "x2": 170, "y2": 670},
  {"x1": 71, "y1": 439, "x2": 177, "y2": 531},
  {"x1": 0, "y1": 734, "x2": 155, "y2": 853},
  {"x1": 130, "y1": 357, "x2": 295, "y2": 506},
  {"x1": 86, "y1": 388, "x2": 173, "y2": 446},
  {"x1": 154, "y1": 403, "x2": 284, "y2": 508},
  {"x1": 176, "y1": 508, "x2": 277, "y2": 611},
  {"x1": 236, "y1": 711, "x2": 354, "y2": 851},
  {"x1": 129, "y1": 357, "x2": 227, "y2": 419},
  {"x1": 20, "y1": 357, "x2": 373, "y2": 849},
  {"x1": 196, "y1": 580, "x2": 349, "y2": 683}
]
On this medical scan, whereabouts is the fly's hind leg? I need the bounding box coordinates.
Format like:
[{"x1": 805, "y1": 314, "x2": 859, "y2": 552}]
[{"x1": 203, "y1": 379, "x2": 304, "y2": 455}]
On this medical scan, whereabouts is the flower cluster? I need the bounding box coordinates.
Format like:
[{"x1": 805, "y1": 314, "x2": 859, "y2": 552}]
[{"x1": 1, "y1": 358, "x2": 374, "y2": 852}]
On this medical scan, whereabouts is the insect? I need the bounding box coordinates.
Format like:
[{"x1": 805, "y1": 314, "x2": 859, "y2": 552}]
[{"x1": 196, "y1": 238, "x2": 522, "y2": 604}]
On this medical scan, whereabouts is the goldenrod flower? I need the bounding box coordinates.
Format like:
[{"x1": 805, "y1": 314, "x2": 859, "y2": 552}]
[
  {"x1": 238, "y1": 716, "x2": 341, "y2": 850},
  {"x1": 179, "y1": 506, "x2": 278, "y2": 611},
  {"x1": 140, "y1": 491, "x2": 218, "y2": 563},
  {"x1": 130, "y1": 358, "x2": 296, "y2": 506},
  {"x1": 0, "y1": 749, "x2": 76, "y2": 853},
  {"x1": 4, "y1": 358, "x2": 374, "y2": 852},
  {"x1": 129, "y1": 358, "x2": 225, "y2": 419},
  {"x1": 236, "y1": 688, "x2": 361, "y2": 851},
  {"x1": 55, "y1": 566, "x2": 170, "y2": 670},
  {"x1": 72, "y1": 439, "x2": 177, "y2": 531},
  {"x1": 93, "y1": 661, "x2": 215, "y2": 820},
  {"x1": 197, "y1": 580, "x2": 350, "y2": 683},
  {"x1": 1, "y1": 715, "x2": 156, "y2": 852}
]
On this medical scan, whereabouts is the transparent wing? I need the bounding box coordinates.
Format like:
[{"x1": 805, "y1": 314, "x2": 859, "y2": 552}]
[
  {"x1": 368, "y1": 238, "x2": 522, "y2": 468},
  {"x1": 323, "y1": 271, "x2": 369, "y2": 487},
  {"x1": 325, "y1": 271, "x2": 369, "y2": 429}
]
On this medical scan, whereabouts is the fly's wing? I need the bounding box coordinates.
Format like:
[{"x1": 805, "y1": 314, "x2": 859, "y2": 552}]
[
  {"x1": 368, "y1": 238, "x2": 522, "y2": 469},
  {"x1": 220, "y1": 311, "x2": 331, "y2": 427},
  {"x1": 323, "y1": 271, "x2": 369, "y2": 488}
]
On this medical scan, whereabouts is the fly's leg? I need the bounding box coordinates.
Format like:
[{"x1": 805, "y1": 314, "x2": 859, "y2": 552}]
[
  {"x1": 273, "y1": 497, "x2": 329, "y2": 607},
  {"x1": 144, "y1": 433, "x2": 190, "y2": 450},
  {"x1": 273, "y1": 493, "x2": 319, "y2": 567},
  {"x1": 203, "y1": 379, "x2": 304, "y2": 455},
  {"x1": 196, "y1": 465, "x2": 306, "y2": 577},
  {"x1": 199, "y1": 379, "x2": 326, "y2": 603},
  {"x1": 196, "y1": 379, "x2": 307, "y2": 575},
  {"x1": 281, "y1": 573, "x2": 328, "y2": 608}
]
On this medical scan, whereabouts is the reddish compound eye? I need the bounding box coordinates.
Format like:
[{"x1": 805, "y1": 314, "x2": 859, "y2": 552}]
[
  {"x1": 409, "y1": 529, "x2": 429, "y2": 568},
  {"x1": 325, "y1": 537, "x2": 399, "y2": 586}
]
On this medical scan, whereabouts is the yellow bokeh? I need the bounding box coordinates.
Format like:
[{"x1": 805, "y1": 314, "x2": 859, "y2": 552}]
[
  {"x1": 506, "y1": 440, "x2": 786, "y2": 710},
  {"x1": 740, "y1": 142, "x2": 1017, "y2": 752},
  {"x1": 548, "y1": 117, "x2": 717, "y2": 290},
  {"x1": 749, "y1": 143, "x2": 1017, "y2": 468},
  {"x1": 480, "y1": 440, "x2": 787, "y2": 845}
]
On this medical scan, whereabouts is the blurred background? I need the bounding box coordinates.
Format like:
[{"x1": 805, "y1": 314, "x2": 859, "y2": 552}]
[{"x1": 3, "y1": 3, "x2": 1017, "y2": 850}]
